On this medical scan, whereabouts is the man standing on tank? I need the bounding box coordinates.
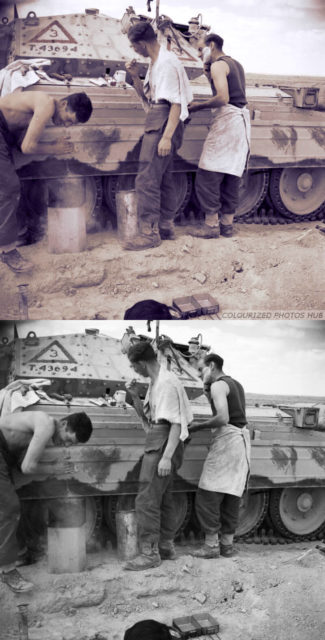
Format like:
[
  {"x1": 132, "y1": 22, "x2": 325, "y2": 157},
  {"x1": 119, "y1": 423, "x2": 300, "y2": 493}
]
[
  {"x1": 189, "y1": 353, "x2": 250, "y2": 557},
  {"x1": 188, "y1": 34, "x2": 250, "y2": 238},
  {"x1": 124, "y1": 21, "x2": 193, "y2": 251}
]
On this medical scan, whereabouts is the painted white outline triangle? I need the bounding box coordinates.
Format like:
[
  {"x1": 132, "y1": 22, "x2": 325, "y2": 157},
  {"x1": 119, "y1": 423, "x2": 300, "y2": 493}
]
[
  {"x1": 27, "y1": 20, "x2": 77, "y2": 44},
  {"x1": 27, "y1": 340, "x2": 77, "y2": 364}
]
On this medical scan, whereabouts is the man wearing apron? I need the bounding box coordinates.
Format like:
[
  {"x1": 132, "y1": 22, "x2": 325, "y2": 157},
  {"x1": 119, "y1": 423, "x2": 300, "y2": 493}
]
[
  {"x1": 188, "y1": 33, "x2": 250, "y2": 238},
  {"x1": 189, "y1": 353, "x2": 250, "y2": 558},
  {"x1": 125, "y1": 21, "x2": 192, "y2": 251},
  {"x1": 125, "y1": 340, "x2": 193, "y2": 570}
]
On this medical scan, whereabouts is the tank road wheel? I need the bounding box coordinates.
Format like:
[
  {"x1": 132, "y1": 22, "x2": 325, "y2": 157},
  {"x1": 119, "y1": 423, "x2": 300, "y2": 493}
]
[
  {"x1": 103, "y1": 492, "x2": 192, "y2": 537},
  {"x1": 236, "y1": 490, "x2": 270, "y2": 537},
  {"x1": 269, "y1": 488, "x2": 325, "y2": 539},
  {"x1": 83, "y1": 176, "x2": 104, "y2": 232},
  {"x1": 103, "y1": 172, "x2": 193, "y2": 228},
  {"x1": 235, "y1": 170, "x2": 269, "y2": 219},
  {"x1": 269, "y1": 168, "x2": 325, "y2": 220}
]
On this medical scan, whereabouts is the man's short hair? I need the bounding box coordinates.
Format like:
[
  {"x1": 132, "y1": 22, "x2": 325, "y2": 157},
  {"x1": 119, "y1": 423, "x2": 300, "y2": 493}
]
[
  {"x1": 128, "y1": 21, "x2": 157, "y2": 43},
  {"x1": 205, "y1": 33, "x2": 224, "y2": 50},
  {"x1": 65, "y1": 412, "x2": 93, "y2": 443},
  {"x1": 124, "y1": 620, "x2": 173, "y2": 640},
  {"x1": 127, "y1": 340, "x2": 156, "y2": 363},
  {"x1": 64, "y1": 92, "x2": 93, "y2": 123},
  {"x1": 204, "y1": 353, "x2": 224, "y2": 370}
]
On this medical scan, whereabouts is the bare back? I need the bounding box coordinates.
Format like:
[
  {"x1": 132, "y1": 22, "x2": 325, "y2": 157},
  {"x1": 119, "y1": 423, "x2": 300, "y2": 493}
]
[
  {"x1": 0, "y1": 411, "x2": 55, "y2": 453},
  {"x1": 0, "y1": 91, "x2": 55, "y2": 131}
]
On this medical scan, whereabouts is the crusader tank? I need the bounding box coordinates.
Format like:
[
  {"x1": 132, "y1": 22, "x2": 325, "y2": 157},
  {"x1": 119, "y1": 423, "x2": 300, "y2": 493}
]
[
  {"x1": 0, "y1": 4, "x2": 324, "y2": 235},
  {"x1": 1, "y1": 326, "x2": 325, "y2": 544}
]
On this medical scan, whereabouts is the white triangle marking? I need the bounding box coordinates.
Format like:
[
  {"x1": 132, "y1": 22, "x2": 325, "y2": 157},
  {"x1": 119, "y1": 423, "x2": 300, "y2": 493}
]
[{"x1": 28, "y1": 20, "x2": 77, "y2": 44}]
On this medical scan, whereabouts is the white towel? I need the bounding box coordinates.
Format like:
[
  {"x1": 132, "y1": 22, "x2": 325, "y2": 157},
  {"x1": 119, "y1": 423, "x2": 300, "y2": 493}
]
[
  {"x1": 0, "y1": 378, "x2": 51, "y2": 416},
  {"x1": 143, "y1": 46, "x2": 193, "y2": 121},
  {"x1": 144, "y1": 366, "x2": 193, "y2": 441},
  {"x1": 0, "y1": 58, "x2": 52, "y2": 96}
]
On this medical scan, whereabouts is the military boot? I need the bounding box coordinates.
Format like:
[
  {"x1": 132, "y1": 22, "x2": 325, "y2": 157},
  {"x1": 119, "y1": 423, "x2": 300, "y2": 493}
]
[
  {"x1": 220, "y1": 223, "x2": 234, "y2": 238},
  {"x1": 159, "y1": 221, "x2": 176, "y2": 240},
  {"x1": 159, "y1": 539, "x2": 177, "y2": 560},
  {"x1": 124, "y1": 541, "x2": 161, "y2": 571},
  {"x1": 123, "y1": 220, "x2": 161, "y2": 251},
  {"x1": 190, "y1": 543, "x2": 220, "y2": 558},
  {"x1": 220, "y1": 543, "x2": 238, "y2": 557},
  {"x1": 187, "y1": 223, "x2": 220, "y2": 238},
  {"x1": 1, "y1": 568, "x2": 34, "y2": 593},
  {"x1": 1, "y1": 248, "x2": 33, "y2": 273}
]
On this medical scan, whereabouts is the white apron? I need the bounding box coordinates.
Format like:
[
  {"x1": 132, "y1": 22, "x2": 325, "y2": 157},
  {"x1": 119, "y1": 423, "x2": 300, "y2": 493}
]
[
  {"x1": 198, "y1": 103, "x2": 251, "y2": 177},
  {"x1": 198, "y1": 424, "x2": 251, "y2": 496}
]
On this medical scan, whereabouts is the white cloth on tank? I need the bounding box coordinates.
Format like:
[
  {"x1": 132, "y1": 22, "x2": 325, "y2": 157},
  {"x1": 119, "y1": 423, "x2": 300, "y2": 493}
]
[
  {"x1": 143, "y1": 366, "x2": 193, "y2": 441},
  {"x1": 143, "y1": 46, "x2": 193, "y2": 121}
]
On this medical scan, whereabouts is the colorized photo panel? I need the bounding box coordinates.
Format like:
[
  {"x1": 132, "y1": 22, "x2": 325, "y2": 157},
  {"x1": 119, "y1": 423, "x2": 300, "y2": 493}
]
[
  {"x1": 0, "y1": 319, "x2": 324, "y2": 639},
  {"x1": 0, "y1": 0, "x2": 324, "y2": 319}
]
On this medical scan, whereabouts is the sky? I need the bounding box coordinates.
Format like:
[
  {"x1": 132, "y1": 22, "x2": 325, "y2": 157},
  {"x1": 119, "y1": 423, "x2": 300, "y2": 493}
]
[
  {"x1": 1, "y1": 320, "x2": 324, "y2": 396},
  {"x1": 1, "y1": 0, "x2": 325, "y2": 75}
]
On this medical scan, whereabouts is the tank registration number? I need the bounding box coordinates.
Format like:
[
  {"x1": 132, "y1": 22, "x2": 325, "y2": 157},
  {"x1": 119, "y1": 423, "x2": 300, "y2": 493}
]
[
  {"x1": 26, "y1": 364, "x2": 78, "y2": 374},
  {"x1": 27, "y1": 44, "x2": 78, "y2": 53}
]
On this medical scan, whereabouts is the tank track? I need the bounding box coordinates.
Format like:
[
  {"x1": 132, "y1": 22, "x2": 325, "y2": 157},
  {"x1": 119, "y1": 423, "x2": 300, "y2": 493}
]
[
  {"x1": 179, "y1": 528, "x2": 325, "y2": 547},
  {"x1": 235, "y1": 527, "x2": 325, "y2": 545},
  {"x1": 234, "y1": 205, "x2": 325, "y2": 225}
]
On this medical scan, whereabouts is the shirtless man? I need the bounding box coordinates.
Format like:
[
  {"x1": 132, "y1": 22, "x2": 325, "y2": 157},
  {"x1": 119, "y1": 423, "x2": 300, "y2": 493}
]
[
  {"x1": 0, "y1": 90, "x2": 92, "y2": 271},
  {"x1": 0, "y1": 410, "x2": 93, "y2": 592}
]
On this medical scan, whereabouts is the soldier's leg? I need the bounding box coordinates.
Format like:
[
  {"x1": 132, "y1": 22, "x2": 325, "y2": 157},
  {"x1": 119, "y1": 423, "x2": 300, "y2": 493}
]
[
  {"x1": 0, "y1": 133, "x2": 33, "y2": 272},
  {"x1": 0, "y1": 451, "x2": 34, "y2": 592},
  {"x1": 159, "y1": 442, "x2": 184, "y2": 558},
  {"x1": 189, "y1": 169, "x2": 224, "y2": 238},
  {"x1": 219, "y1": 493, "x2": 241, "y2": 556},
  {"x1": 159, "y1": 122, "x2": 185, "y2": 239},
  {"x1": 125, "y1": 450, "x2": 170, "y2": 570},
  {"x1": 159, "y1": 158, "x2": 177, "y2": 239},
  {"x1": 125, "y1": 131, "x2": 172, "y2": 250},
  {"x1": 0, "y1": 132, "x2": 20, "y2": 249},
  {"x1": 191, "y1": 489, "x2": 224, "y2": 557},
  {"x1": 219, "y1": 173, "x2": 241, "y2": 237}
]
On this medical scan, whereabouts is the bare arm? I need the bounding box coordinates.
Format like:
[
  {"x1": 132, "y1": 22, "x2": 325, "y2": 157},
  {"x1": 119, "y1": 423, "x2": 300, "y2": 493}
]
[
  {"x1": 157, "y1": 422, "x2": 181, "y2": 476},
  {"x1": 21, "y1": 94, "x2": 73, "y2": 155},
  {"x1": 21, "y1": 414, "x2": 55, "y2": 474},
  {"x1": 158, "y1": 103, "x2": 181, "y2": 157},
  {"x1": 188, "y1": 60, "x2": 229, "y2": 112},
  {"x1": 125, "y1": 60, "x2": 149, "y2": 104},
  {"x1": 126, "y1": 380, "x2": 150, "y2": 433},
  {"x1": 189, "y1": 380, "x2": 229, "y2": 433}
]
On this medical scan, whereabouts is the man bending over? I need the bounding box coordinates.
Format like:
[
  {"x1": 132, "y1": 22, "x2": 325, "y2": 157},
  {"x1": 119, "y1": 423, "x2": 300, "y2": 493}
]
[
  {"x1": 0, "y1": 410, "x2": 93, "y2": 592},
  {"x1": 0, "y1": 90, "x2": 92, "y2": 272}
]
